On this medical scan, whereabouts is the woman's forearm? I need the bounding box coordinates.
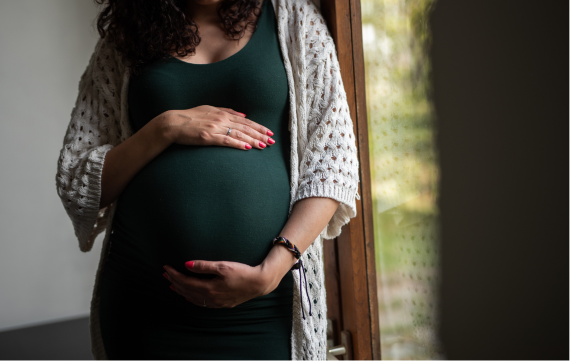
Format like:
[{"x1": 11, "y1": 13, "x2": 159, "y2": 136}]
[
  {"x1": 260, "y1": 196, "x2": 341, "y2": 293},
  {"x1": 99, "y1": 114, "x2": 173, "y2": 209}
]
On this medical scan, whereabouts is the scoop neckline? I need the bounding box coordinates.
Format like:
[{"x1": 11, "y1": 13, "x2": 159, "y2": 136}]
[{"x1": 168, "y1": 0, "x2": 267, "y2": 67}]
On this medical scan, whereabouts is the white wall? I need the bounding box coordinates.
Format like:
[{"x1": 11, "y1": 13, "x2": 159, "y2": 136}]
[{"x1": 0, "y1": 0, "x2": 102, "y2": 331}]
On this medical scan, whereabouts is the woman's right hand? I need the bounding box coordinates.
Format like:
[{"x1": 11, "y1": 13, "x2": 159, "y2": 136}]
[
  {"x1": 100, "y1": 105, "x2": 274, "y2": 209},
  {"x1": 161, "y1": 105, "x2": 275, "y2": 150}
]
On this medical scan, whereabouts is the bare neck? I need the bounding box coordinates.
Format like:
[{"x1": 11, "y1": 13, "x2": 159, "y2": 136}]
[{"x1": 184, "y1": 1, "x2": 221, "y2": 23}]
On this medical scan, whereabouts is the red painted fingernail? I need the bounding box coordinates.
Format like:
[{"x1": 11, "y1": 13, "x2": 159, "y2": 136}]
[
  {"x1": 163, "y1": 273, "x2": 168, "y2": 279},
  {"x1": 259, "y1": 142, "x2": 266, "y2": 148},
  {"x1": 185, "y1": 261, "x2": 195, "y2": 269},
  {"x1": 267, "y1": 130, "x2": 274, "y2": 136},
  {"x1": 245, "y1": 143, "x2": 252, "y2": 150},
  {"x1": 237, "y1": 112, "x2": 246, "y2": 117},
  {"x1": 267, "y1": 138, "x2": 275, "y2": 144},
  {"x1": 163, "y1": 265, "x2": 167, "y2": 270},
  {"x1": 169, "y1": 285, "x2": 176, "y2": 291}
]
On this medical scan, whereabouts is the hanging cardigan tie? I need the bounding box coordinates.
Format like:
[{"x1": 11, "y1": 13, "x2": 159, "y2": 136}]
[{"x1": 272, "y1": 236, "x2": 312, "y2": 320}]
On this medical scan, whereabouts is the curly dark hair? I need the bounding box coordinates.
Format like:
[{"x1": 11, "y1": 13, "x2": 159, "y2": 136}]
[{"x1": 95, "y1": 0, "x2": 262, "y2": 75}]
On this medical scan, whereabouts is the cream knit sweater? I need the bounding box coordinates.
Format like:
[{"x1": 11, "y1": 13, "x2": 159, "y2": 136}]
[{"x1": 55, "y1": 0, "x2": 360, "y2": 359}]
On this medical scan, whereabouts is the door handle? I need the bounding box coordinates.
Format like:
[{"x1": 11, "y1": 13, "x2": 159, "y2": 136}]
[
  {"x1": 326, "y1": 318, "x2": 353, "y2": 360},
  {"x1": 328, "y1": 344, "x2": 347, "y2": 356}
]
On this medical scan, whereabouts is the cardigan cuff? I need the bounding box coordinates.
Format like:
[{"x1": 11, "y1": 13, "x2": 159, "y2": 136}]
[
  {"x1": 292, "y1": 182, "x2": 359, "y2": 240},
  {"x1": 72, "y1": 144, "x2": 114, "y2": 252}
]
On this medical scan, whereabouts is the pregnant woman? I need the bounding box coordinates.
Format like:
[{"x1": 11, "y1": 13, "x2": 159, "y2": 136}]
[{"x1": 55, "y1": 0, "x2": 360, "y2": 359}]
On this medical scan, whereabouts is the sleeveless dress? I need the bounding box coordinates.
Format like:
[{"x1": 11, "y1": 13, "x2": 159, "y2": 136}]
[{"x1": 98, "y1": 1, "x2": 294, "y2": 359}]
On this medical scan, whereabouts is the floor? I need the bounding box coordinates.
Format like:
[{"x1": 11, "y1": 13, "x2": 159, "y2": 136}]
[{"x1": 0, "y1": 316, "x2": 92, "y2": 359}]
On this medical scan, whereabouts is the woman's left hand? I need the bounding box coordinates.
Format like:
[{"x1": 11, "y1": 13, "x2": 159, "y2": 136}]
[{"x1": 163, "y1": 261, "x2": 279, "y2": 308}]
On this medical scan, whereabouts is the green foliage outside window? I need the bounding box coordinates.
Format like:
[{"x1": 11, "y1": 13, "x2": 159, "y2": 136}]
[{"x1": 362, "y1": 0, "x2": 445, "y2": 358}]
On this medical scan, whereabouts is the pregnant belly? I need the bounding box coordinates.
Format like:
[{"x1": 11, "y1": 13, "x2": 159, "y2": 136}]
[{"x1": 111, "y1": 143, "x2": 291, "y2": 275}]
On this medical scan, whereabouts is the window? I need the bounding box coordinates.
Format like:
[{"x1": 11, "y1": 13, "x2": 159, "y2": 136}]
[{"x1": 361, "y1": 0, "x2": 443, "y2": 358}]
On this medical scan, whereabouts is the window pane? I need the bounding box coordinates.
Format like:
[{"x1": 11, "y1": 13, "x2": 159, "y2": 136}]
[{"x1": 361, "y1": 0, "x2": 445, "y2": 358}]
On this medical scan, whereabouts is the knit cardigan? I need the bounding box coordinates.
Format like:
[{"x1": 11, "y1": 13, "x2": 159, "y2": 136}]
[{"x1": 55, "y1": 0, "x2": 360, "y2": 359}]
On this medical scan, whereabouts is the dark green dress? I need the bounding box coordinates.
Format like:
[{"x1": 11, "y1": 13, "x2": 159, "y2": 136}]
[{"x1": 98, "y1": 1, "x2": 294, "y2": 359}]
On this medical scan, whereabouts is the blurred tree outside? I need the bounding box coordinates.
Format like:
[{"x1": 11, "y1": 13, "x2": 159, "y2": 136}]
[{"x1": 361, "y1": 0, "x2": 445, "y2": 358}]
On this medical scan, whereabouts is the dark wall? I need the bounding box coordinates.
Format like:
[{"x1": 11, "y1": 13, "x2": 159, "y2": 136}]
[{"x1": 430, "y1": 1, "x2": 569, "y2": 359}]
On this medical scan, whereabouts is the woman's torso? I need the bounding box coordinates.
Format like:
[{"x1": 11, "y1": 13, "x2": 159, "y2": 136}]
[
  {"x1": 99, "y1": 1, "x2": 294, "y2": 358},
  {"x1": 109, "y1": 0, "x2": 292, "y2": 278}
]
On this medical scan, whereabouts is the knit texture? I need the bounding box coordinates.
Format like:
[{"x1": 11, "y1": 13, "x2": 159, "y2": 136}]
[{"x1": 55, "y1": 0, "x2": 360, "y2": 359}]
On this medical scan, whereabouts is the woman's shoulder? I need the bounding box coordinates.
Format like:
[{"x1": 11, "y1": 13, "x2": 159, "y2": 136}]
[
  {"x1": 275, "y1": 0, "x2": 320, "y2": 11},
  {"x1": 275, "y1": 0, "x2": 334, "y2": 53},
  {"x1": 85, "y1": 36, "x2": 128, "y2": 81},
  {"x1": 75, "y1": 35, "x2": 129, "y2": 108},
  {"x1": 279, "y1": 0, "x2": 333, "y2": 43},
  {"x1": 273, "y1": 0, "x2": 325, "y2": 24}
]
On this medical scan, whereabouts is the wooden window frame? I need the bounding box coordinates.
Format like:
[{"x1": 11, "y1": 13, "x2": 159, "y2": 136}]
[{"x1": 320, "y1": 0, "x2": 381, "y2": 359}]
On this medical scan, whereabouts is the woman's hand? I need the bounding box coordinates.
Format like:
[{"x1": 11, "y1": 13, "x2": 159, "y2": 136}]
[
  {"x1": 159, "y1": 105, "x2": 275, "y2": 151},
  {"x1": 162, "y1": 260, "x2": 283, "y2": 308},
  {"x1": 161, "y1": 197, "x2": 340, "y2": 309}
]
